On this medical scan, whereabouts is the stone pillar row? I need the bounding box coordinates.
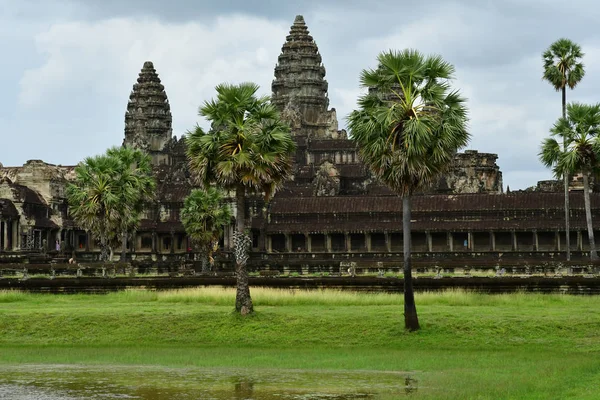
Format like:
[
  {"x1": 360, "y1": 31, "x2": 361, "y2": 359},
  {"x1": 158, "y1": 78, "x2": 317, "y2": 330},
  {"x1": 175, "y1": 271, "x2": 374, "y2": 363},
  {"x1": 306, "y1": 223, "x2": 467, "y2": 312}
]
[{"x1": 263, "y1": 230, "x2": 579, "y2": 253}]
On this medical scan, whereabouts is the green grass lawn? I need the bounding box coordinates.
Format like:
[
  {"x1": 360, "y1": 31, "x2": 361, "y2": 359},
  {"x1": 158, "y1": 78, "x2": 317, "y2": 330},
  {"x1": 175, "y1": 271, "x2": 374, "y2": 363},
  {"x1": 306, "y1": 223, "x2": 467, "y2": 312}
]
[{"x1": 0, "y1": 288, "x2": 599, "y2": 399}]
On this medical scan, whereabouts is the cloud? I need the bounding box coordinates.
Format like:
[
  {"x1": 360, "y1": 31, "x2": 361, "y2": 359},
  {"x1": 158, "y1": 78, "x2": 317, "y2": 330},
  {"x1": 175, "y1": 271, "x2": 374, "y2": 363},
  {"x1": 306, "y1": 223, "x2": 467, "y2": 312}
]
[
  {"x1": 5, "y1": 0, "x2": 600, "y2": 190},
  {"x1": 15, "y1": 15, "x2": 288, "y2": 163}
]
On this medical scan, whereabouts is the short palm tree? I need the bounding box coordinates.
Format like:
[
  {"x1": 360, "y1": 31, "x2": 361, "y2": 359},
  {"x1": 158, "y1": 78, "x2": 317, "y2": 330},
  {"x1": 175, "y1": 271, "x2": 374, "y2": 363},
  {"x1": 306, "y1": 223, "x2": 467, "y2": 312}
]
[
  {"x1": 67, "y1": 146, "x2": 155, "y2": 261},
  {"x1": 106, "y1": 146, "x2": 155, "y2": 262},
  {"x1": 181, "y1": 188, "x2": 232, "y2": 271},
  {"x1": 186, "y1": 82, "x2": 295, "y2": 314},
  {"x1": 348, "y1": 49, "x2": 469, "y2": 331},
  {"x1": 540, "y1": 102, "x2": 600, "y2": 261},
  {"x1": 542, "y1": 38, "x2": 586, "y2": 261}
]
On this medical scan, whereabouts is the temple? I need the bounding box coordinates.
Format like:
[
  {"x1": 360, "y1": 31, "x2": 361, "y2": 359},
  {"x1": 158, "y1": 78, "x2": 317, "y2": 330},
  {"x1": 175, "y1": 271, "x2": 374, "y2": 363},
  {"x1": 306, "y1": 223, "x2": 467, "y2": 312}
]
[{"x1": 1, "y1": 15, "x2": 598, "y2": 268}]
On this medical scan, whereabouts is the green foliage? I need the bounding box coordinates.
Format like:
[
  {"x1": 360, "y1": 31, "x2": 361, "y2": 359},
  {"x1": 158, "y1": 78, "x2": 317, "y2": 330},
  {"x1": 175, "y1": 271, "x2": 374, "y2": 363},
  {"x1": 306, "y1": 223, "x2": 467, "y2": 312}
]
[
  {"x1": 66, "y1": 147, "x2": 155, "y2": 260},
  {"x1": 2, "y1": 289, "x2": 600, "y2": 398},
  {"x1": 186, "y1": 82, "x2": 296, "y2": 312},
  {"x1": 347, "y1": 49, "x2": 470, "y2": 196},
  {"x1": 185, "y1": 82, "x2": 296, "y2": 199},
  {"x1": 542, "y1": 38, "x2": 585, "y2": 91},
  {"x1": 180, "y1": 188, "x2": 231, "y2": 260},
  {"x1": 540, "y1": 102, "x2": 600, "y2": 177}
]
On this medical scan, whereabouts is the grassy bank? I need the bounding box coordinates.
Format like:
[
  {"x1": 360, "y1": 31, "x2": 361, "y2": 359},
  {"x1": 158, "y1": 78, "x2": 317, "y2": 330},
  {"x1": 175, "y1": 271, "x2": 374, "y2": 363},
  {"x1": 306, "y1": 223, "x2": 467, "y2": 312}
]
[{"x1": 1, "y1": 288, "x2": 599, "y2": 399}]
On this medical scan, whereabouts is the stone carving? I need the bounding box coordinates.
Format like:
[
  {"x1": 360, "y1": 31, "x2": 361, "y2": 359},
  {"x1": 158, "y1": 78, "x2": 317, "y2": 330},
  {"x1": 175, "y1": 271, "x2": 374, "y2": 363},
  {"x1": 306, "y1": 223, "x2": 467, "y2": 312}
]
[
  {"x1": 313, "y1": 161, "x2": 340, "y2": 197},
  {"x1": 280, "y1": 97, "x2": 302, "y2": 131},
  {"x1": 443, "y1": 150, "x2": 503, "y2": 194}
]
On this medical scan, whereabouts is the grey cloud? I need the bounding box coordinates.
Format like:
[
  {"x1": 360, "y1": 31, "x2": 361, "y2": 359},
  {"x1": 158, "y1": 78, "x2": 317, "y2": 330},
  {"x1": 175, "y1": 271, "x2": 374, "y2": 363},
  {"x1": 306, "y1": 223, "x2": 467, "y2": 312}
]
[{"x1": 1, "y1": 0, "x2": 600, "y2": 191}]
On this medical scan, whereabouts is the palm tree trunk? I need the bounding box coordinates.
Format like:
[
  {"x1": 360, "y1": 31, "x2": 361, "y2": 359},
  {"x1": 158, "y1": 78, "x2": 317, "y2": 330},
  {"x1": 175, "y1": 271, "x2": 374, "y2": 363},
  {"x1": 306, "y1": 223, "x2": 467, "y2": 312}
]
[
  {"x1": 100, "y1": 235, "x2": 109, "y2": 262},
  {"x1": 582, "y1": 173, "x2": 598, "y2": 260},
  {"x1": 402, "y1": 195, "x2": 420, "y2": 331},
  {"x1": 120, "y1": 229, "x2": 127, "y2": 262},
  {"x1": 234, "y1": 184, "x2": 253, "y2": 315},
  {"x1": 562, "y1": 85, "x2": 571, "y2": 261}
]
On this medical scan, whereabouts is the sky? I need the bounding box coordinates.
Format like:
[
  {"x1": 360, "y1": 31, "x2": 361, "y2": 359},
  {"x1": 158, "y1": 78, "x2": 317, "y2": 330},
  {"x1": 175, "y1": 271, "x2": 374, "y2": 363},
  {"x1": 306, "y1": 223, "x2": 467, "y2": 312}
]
[{"x1": 1, "y1": 0, "x2": 599, "y2": 190}]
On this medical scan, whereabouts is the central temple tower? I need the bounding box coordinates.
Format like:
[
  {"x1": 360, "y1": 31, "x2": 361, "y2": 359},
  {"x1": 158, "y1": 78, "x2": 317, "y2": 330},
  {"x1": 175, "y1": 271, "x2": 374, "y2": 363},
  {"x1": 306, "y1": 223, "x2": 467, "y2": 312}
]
[
  {"x1": 123, "y1": 61, "x2": 173, "y2": 165},
  {"x1": 271, "y1": 15, "x2": 343, "y2": 140}
]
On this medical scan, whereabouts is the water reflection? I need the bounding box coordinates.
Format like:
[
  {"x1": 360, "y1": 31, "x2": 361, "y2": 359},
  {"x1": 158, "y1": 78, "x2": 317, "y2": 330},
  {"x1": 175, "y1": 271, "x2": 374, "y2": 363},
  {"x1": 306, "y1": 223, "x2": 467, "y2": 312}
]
[{"x1": 0, "y1": 364, "x2": 417, "y2": 399}]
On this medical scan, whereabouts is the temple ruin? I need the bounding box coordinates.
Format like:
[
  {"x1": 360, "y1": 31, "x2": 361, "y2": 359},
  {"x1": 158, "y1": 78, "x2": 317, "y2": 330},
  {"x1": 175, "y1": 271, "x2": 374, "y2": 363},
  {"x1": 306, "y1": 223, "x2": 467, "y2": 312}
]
[{"x1": 1, "y1": 15, "x2": 598, "y2": 268}]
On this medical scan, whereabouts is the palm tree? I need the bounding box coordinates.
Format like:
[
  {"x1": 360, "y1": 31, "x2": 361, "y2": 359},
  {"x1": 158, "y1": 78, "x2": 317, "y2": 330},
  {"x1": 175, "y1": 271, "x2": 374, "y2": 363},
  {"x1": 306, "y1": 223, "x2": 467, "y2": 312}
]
[
  {"x1": 347, "y1": 49, "x2": 469, "y2": 331},
  {"x1": 542, "y1": 38, "x2": 586, "y2": 261},
  {"x1": 67, "y1": 146, "x2": 155, "y2": 262},
  {"x1": 186, "y1": 82, "x2": 295, "y2": 314},
  {"x1": 106, "y1": 146, "x2": 155, "y2": 262},
  {"x1": 540, "y1": 102, "x2": 600, "y2": 261},
  {"x1": 181, "y1": 188, "x2": 232, "y2": 271}
]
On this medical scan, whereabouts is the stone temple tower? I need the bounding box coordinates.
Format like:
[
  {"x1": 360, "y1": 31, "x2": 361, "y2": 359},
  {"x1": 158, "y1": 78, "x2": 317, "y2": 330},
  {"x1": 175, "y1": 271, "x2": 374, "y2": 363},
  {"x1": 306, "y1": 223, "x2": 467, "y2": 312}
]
[
  {"x1": 272, "y1": 15, "x2": 343, "y2": 139},
  {"x1": 124, "y1": 61, "x2": 173, "y2": 165}
]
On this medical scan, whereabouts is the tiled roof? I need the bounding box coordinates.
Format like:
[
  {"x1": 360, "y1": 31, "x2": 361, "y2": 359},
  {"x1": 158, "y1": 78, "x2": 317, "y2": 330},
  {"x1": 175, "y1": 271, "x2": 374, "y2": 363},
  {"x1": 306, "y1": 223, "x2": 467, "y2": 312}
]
[{"x1": 269, "y1": 193, "x2": 600, "y2": 214}]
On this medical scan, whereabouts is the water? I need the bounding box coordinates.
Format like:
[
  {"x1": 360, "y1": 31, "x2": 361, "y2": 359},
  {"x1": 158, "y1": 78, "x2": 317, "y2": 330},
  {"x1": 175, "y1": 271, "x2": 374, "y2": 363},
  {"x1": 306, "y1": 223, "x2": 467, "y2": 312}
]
[{"x1": 0, "y1": 365, "x2": 417, "y2": 399}]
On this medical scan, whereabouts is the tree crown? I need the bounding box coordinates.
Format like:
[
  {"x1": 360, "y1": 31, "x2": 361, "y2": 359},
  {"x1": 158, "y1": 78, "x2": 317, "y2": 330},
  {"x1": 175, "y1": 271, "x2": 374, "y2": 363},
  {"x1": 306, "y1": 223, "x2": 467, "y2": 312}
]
[
  {"x1": 67, "y1": 146, "x2": 155, "y2": 247},
  {"x1": 540, "y1": 102, "x2": 600, "y2": 177},
  {"x1": 186, "y1": 82, "x2": 296, "y2": 200},
  {"x1": 181, "y1": 187, "x2": 232, "y2": 250},
  {"x1": 542, "y1": 38, "x2": 585, "y2": 91},
  {"x1": 347, "y1": 49, "x2": 469, "y2": 196}
]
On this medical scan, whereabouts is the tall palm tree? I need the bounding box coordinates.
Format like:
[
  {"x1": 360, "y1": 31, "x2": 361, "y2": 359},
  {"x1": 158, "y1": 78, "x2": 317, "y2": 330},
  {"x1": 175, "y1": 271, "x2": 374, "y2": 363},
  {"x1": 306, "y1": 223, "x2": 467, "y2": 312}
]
[
  {"x1": 542, "y1": 38, "x2": 586, "y2": 261},
  {"x1": 540, "y1": 102, "x2": 600, "y2": 261},
  {"x1": 181, "y1": 188, "x2": 232, "y2": 271},
  {"x1": 348, "y1": 49, "x2": 469, "y2": 331},
  {"x1": 186, "y1": 82, "x2": 295, "y2": 314},
  {"x1": 67, "y1": 146, "x2": 155, "y2": 262}
]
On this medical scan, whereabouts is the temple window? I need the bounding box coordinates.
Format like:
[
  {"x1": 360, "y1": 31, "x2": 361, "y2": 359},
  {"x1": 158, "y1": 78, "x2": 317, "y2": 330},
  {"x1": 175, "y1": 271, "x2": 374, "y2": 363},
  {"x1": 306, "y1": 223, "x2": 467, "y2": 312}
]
[
  {"x1": 78, "y1": 234, "x2": 87, "y2": 249},
  {"x1": 141, "y1": 236, "x2": 152, "y2": 249}
]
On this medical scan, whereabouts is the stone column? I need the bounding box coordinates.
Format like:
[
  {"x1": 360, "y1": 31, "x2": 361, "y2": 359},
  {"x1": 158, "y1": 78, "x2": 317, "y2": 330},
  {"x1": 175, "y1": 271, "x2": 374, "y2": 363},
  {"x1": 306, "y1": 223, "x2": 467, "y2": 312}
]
[
  {"x1": 385, "y1": 232, "x2": 391, "y2": 253},
  {"x1": 511, "y1": 230, "x2": 517, "y2": 251},
  {"x1": 267, "y1": 235, "x2": 272, "y2": 253},
  {"x1": 45, "y1": 230, "x2": 51, "y2": 252},
  {"x1": 448, "y1": 232, "x2": 454, "y2": 252},
  {"x1": 325, "y1": 234, "x2": 332, "y2": 252},
  {"x1": 170, "y1": 231, "x2": 175, "y2": 254},
  {"x1": 306, "y1": 234, "x2": 312, "y2": 253},
  {"x1": 490, "y1": 231, "x2": 496, "y2": 251},
  {"x1": 1, "y1": 220, "x2": 5, "y2": 251},
  {"x1": 56, "y1": 228, "x2": 62, "y2": 251},
  {"x1": 285, "y1": 234, "x2": 292, "y2": 253},
  {"x1": 132, "y1": 231, "x2": 137, "y2": 254},
  {"x1": 577, "y1": 231, "x2": 583, "y2": 251},
  {"x1": 468, "y1": 232, "x2": 474, "y2": 251},
  {"x1": 533, "y1": 231, "x2": 539, "y2": 251},
  {"x1": 345, "y1": 233, "x2": 351, "y2": 252},
  {"x1": 13, "y1": 220, "x2": 20, "y2": 250},
  {"x1": 366, "y1": 233, "x2": 372, "y2": 252},
  {"x1": 151, "y1": 231, "x2": 157, "y2": 253},
  {"x1": 556, "y1": 230, "x2": 561, "y2": 251},
  {"x1": 426, "y1": 231, "x2": 432, "y2": 252},
  {"x1": 85, "y1": 231, "x2": 90, "y2": 252},
  {"x1": 5, "y1": 220, "x2": 10, "y2": 250}
]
